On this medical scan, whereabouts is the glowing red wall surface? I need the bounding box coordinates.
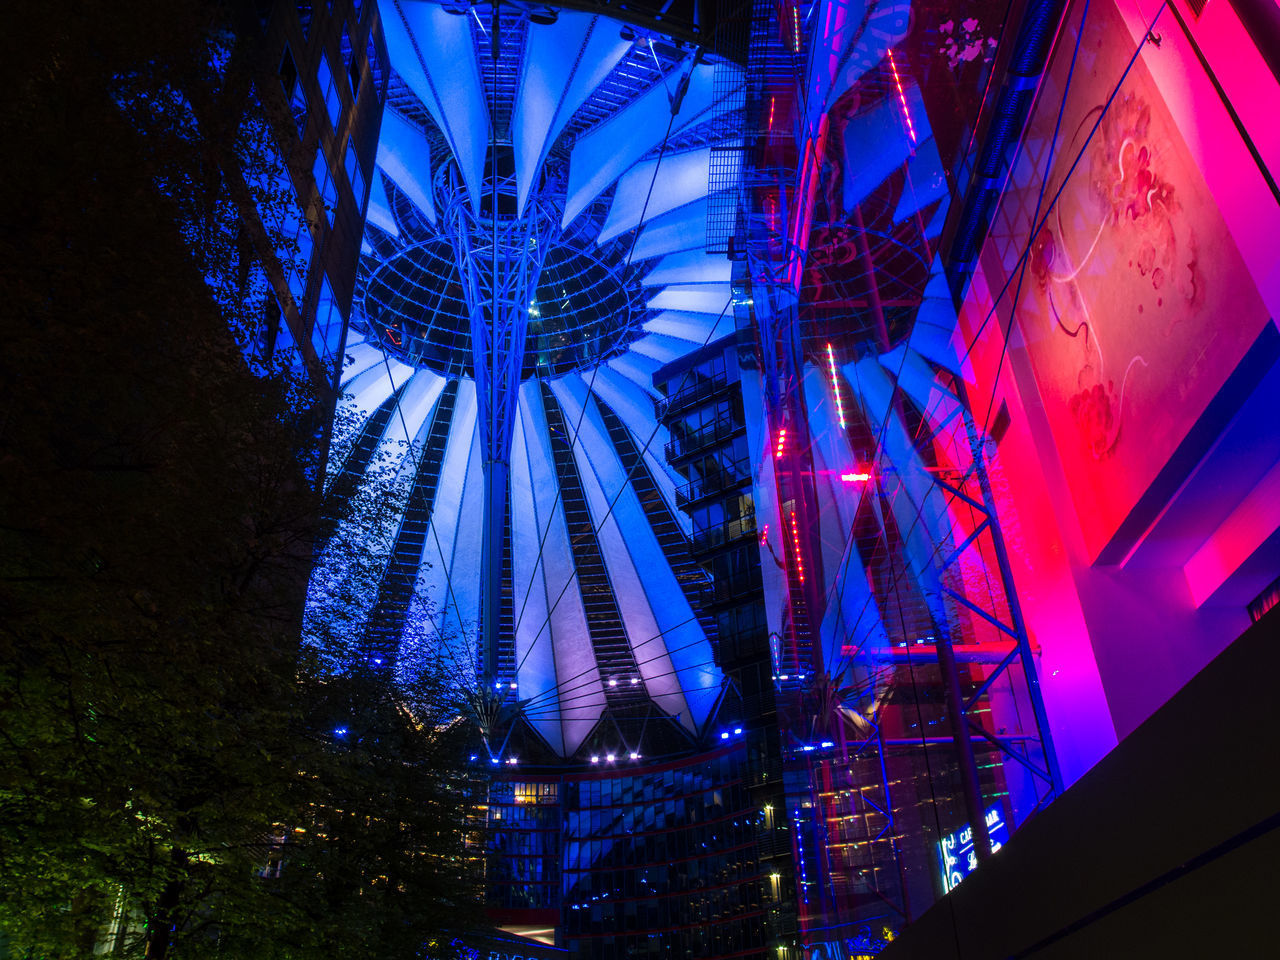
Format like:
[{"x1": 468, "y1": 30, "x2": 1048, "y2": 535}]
[
  {"x1": 1011, "y1": 0, "x2": 1270, "y2": 564},
  {"x1": 959, "y1": 0, "x2": 1280, "y2": 753}
]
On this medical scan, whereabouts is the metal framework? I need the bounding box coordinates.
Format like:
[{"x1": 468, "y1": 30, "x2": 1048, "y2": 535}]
[
  {"x1": 730, "y1": 0, "x2": 1061, "y2": 947},
  {"x1": 438, "y1": 159, "x2": 560, "y2": 679}
]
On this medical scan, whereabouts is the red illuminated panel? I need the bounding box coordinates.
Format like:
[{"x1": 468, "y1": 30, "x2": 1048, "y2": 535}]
[
  {"x1": 1005, "y1": 0, "x2": 1270, "y2": 560},
  {"x1": 789, "y1": 510, "x2": 805, "y2": 584},
  {"x1": 886, "y1": 48, "x2": 916, "y2": 145}
]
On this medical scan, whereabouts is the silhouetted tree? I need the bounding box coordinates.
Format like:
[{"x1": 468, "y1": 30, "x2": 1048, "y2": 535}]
[{"x1": 0, "y1": 3, "x2": 483, "y2": 957}]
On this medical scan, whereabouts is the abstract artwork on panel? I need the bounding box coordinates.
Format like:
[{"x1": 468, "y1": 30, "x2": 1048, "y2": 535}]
[{"x1": 1013, "y1": 0, "x2": 1270, "y2": 560}]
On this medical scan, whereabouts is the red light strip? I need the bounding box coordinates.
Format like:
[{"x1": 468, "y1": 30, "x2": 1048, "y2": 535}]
[
  {"x1": 886, "y1": 49, "x2": 917, "y2": 145},
  {"x1": 841, "y1": 472, "x2": 871, "y2": 482},
  {"x1": 789, "y1": 511, "x2": 805, "y2": 584},
  {"x1": 826, "y1": 342, "x2": 846, "y2": 428},
  {"x1": 775, "y1": 426, "x2": 787, "y2": 460}
]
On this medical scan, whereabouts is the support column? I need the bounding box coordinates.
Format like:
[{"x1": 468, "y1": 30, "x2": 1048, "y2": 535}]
[
  {"x1": 480, "y1": 458, "x2": 508, "y2": 684},
  {"x1": 442, "y1": 161, "x2": 554, "y2": 691}
]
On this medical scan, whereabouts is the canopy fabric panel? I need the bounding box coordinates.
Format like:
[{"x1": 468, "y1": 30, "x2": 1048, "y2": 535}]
[
  {"x1": 563, "y1": 60, "x2": 738, "y2": 227},
  {"x1": 513, "y1": 12, "x2": 631, "y2": 216},
  {"x1": 376, "y1": 109, "x2": 436, "y2": 224},
  {"x1": 382, "y1": 0, "x2": 489, "y2": 213}
]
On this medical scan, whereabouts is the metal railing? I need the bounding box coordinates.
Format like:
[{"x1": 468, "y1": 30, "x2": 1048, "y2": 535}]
[
  {"x1": 664, "y1": 414, "x2": 745, "y2": 462},
  {"x1": 675, "y1": 458, "x2": 753, "y2": 507},
  {"x1": 691, "y1": 512, "x2": 758, "y2": 553}
]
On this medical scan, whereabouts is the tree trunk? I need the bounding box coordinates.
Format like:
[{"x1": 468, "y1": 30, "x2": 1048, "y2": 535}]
[{"x1": 144, "y1": 851, "x2": 188, "y2": 960}]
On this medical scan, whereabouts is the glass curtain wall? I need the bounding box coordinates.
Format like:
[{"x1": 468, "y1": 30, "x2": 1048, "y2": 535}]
[{"x1": 736, "y1": 0, "x2": 1059, "y2": 949}]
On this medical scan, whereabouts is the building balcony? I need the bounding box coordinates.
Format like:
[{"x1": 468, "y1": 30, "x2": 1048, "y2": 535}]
[
  {"x1": 664, "y1": 416, "x2": 745, "y2": 464},
  {"x1": 657, "y1": 371, "x2": 732, "y2": 421},
  {"x1": 675, "y1": 460, "x2": 754, "y2": 508}
]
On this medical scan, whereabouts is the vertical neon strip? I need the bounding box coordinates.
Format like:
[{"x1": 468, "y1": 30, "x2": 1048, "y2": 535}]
[
  {"x1": 775, "y1": 426, "x2": 787, "y2": 459},
  {"x1": 826, "y1": 342, "x2": 846, "y2": 428},
  {"x1": 789, "y1": 510, "x2": 805, "y2": 584},
  {"x1": 886, "y1": 49, "x2": 917, "y2": 145},
  {"x1": 792, "y1": 4, "x2": 801, "y2": 53}
]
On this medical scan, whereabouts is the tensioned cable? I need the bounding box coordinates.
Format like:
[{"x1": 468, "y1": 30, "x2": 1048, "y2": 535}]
[
  {"x1": 488, "y1": 20, "x2": 750, "y2": 706},
  {"x1": 517, "y1": 612, "x2": 717, "y2": 712},
  {"x1": 510, "y1": 293, "x2": 736, "y2": 696},
  {"x1": 967, "y1": 1, "x2": 1161, "y2": 442},
  {"x1": 818, "y1": 0, "x2": 1132, "y2": 684},
  {"x1": 509, "y1": 63, "x2": 747, "y2": 684},
  {"x1": 833, "y1": 5, "x2": 1142, "y2": 806},
  {"x1": 506, "y1": 99, "x2": 681, "y2": 672},
  {"x1": 361, "y1": 347, "x2": 476, "y2": 688},
  {"x1": 514, "y1": 632, "x2": 727, "y2": 716},
  {"x1": 819, "y1": 9, "x2": 1151, "y2": 681},
  {"x1": 341, "y1": 35, "x2": 732, "y2": 708},
  {"x1": 953, "y1": 1, "x2": 1168, "y2": 419}
]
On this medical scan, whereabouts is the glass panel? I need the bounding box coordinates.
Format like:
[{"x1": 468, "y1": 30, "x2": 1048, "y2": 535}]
[
  {"x1": 317, "y1": 53, "x2": 341, "y2": 130},
  {"x1": 312, "y1": 149, "x2": 336, "y2": 227},
  {"x1": 345, "y1": 141, "x2": 365, "y2": 210}
]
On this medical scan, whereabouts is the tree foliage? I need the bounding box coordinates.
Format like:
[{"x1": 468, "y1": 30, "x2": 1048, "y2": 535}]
[{"x1": 0, "y1": 2, "x2": 483, "y2": 956}]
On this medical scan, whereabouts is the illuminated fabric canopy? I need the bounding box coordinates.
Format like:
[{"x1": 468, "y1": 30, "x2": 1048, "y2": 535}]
[{"x1": 318, "y1": 1, "x2": 744, "y2": 759}]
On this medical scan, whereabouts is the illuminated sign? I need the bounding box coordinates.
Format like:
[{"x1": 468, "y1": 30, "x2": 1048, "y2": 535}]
[{"x1": 937, "y1": 805, "x2": 1008, "y2": 893}]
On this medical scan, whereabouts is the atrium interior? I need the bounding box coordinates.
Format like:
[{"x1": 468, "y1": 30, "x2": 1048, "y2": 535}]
[{"x1": 291, "y1": 0, "x2": 1280, "y2": 955}]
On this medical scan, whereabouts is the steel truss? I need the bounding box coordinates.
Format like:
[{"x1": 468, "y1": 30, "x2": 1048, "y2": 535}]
[
  {"x1": 440, "y1": 160, "x2": 560, "y2": 684},
  {"x1": 735, "y1": 0, "x2": 1061, "y2": 948}
]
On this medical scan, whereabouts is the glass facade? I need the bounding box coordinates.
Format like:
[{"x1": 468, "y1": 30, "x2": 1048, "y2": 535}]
[
  {"x1": 317, "y1": 53, "x2": 342, "y2": 131},
  {"x1": 486, "y1": 746, "x2": 786, "y2": 960}
]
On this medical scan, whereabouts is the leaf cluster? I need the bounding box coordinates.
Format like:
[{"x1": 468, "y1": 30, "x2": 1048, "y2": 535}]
[{"x1": 0, "y1": 2, "x2": 484, "y2": 957}]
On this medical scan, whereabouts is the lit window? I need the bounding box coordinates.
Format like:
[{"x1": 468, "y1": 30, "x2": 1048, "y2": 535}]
[
  {"x1": 312, "y1": 150, "x2": 337, "y2": 227},
  {"x1": 342, "y1": 25, "x2": 361, "y2": 101},
  {"x1": 365, "y1": 33, "x2": 385, "y2": 102},
  {"x1": 311, "y1": 276, "x2": 344, "y2": 380},
  {"x1": 345, "y1": 143, "x2": 365, "y2": 209},
  {"x1": 317, "y1": 54, "x2": 342, "y2": 130},
  {"x1": 273, "y1": 303, "x2": 303, "y2": 370},
  {"x1": 278, "y1": 47, "x2": 307, "y2": 137},
  {"x1": 251, "y1": 128, "x2": 311, "y2": 307}
]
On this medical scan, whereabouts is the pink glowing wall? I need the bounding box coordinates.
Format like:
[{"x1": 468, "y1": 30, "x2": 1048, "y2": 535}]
[
  {"x1": 1013, "y1": 0, "x2": 1270, "y2": 562},
  {"x1": 959, "y1": 0, "x2": 1280, "y2": 757}
]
